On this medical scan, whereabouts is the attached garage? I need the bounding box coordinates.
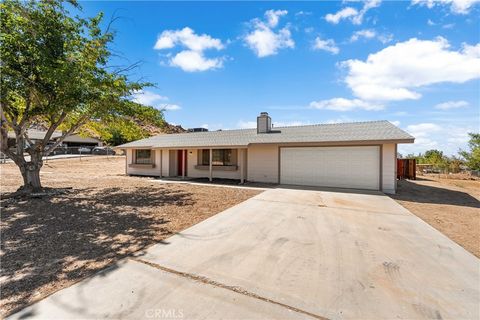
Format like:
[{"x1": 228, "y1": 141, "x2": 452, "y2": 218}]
[{"x1": 280, "y1": 146, "x2": 380, "y2": 190}]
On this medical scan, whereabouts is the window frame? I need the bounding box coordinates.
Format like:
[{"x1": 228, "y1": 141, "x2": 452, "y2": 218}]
[
  {"x1": 200, "y1": 149, "x2": 235, "y2": 166},
  {"x1": 134, "y1": 149, "x2": 153, "y2": 164}
]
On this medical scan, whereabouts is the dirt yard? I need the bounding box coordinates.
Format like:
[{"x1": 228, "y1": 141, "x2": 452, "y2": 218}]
[
  {"x1": 0, "y1": 156, "x2": 261, "y2": 317},
  {"x1": 391, "y1": 176, "x2": 480, "y2": 258}
]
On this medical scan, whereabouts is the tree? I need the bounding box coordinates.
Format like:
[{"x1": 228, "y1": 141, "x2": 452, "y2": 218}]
[
  {"x1": 459, "y1": 133, "x2": 480, "y2": 170},
  {"x1": 423, "y1": 149, "x2": 443, "y2": 163},
  {"x1": 0, "y1": 0, "x2": 163, "y2": 193}
]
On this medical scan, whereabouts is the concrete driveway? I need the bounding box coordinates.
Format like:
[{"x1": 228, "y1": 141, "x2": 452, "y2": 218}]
[{"x1": 10, "y1": 188, "x2": 480, "y2": 319}]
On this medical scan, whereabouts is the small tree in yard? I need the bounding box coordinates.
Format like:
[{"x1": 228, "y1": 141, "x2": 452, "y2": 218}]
[
  {"x1": 459, "y1": 133, "x2": 480, "y2": 171},
  {"x1": 0, "y1": 0, "x2": 162, "y2": 193}
]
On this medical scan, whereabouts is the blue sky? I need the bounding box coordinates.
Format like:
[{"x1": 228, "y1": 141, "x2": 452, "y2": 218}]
[{"x1": 78, "y1": 1, "x2": 479, "y2": 156}]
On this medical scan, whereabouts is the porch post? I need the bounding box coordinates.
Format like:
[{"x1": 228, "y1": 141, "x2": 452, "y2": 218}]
[
  {"x1": 239, "y1": 148, "x2": 245, "y2": 184},
  {"x1": 159, "y1": 149, "x2": 162, "y2": 178},
  {"x1": 209, "y1": 148, "x2": 213, "y2": 182},
  {"x1": 182, "y1": 149, "x2": 186, "y2": 180}
]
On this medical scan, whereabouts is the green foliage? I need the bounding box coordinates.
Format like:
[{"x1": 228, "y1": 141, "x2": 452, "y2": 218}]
[
  {"x1": 0, "y1": 0, "x2": 164, "y2": 190},
  {"x1": 423, "y1": 149, "x2": 446, "y2": 166},
  {"x1": 406, "y1": 149, "x2": 463, "y2": 173},
  {"x1": 0, "y1": 0, "x2": 163, "y2": 144},
  {"x1": 459, "y1": 133, "x2": 480, "y2": 170}
]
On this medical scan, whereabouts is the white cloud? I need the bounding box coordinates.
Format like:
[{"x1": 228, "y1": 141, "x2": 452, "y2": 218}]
[
  {"x1": 170, "y1": 50, "x2": 223, "y2": 72},
  {"x1": 154, "y1": 27, "x2": 225, "y2": 72},
  {"x1": 350, "y1": 29, "x2": 393, "y2": 44},
  {"x1": 399, "y1": 121, "x2": 477, "y2": 156},
  {"x1": 313, "y1": 37, "x2": 339, "y2": 54},
  {"x1": 244, "y1": 10, "x2": 294, "y2": 57},
  {"x1": 341, "y1": 37, "x2": 480, "y2": 101},
  {"x1": 350, "y1": 29, "x2": 376, "y2": 42},
  {"x1": 154, "y1": 27, "x2": 224, "y2": 51},
  {"x1": 427, "y1": 19, "x2": 436, "y2": 26},
  {"x1": 132, "y1": 90, "x2": 168, "y2": 105},
  {"x1": 391, "y1": 120, "x2": 401, "y2": 126},
  {"x1": 325, "y1": 116, "x2": 356, "y2": 124},
  {"x1": 412, "y1": 0, "x2": 480, "y2": 14},
  {"x1": 237, "y1": 120, "x2": 257, "y2": 129},
  {"x1": 309, "y1": 98, "x2": 384, "y2": 111},
  {"x1": 443, "y1": 23, "x2": 456, "y2": 29},
  {"x1": 325, "y1": 7, "x2": 358, "y2": 24},
  {"x1": 265, "y1": 9, "x2": 288, "y2": 28},
  {"x1": 273, "y1": 121, "x2": 310, "y2": 127},
  {"x1": 325, "y1": 0, "x2": 381, "y2": 25},
  {"x1": 406, "y1": 123, "x2": 442, "y2": 137},
  {"x1": 404, "y1": 123, "x2": 442, "y2": 151},
  {"x1": 377, "y1": 33, "x2": 394, "y2": 44},
  {"x1": 162, "y1": 104, "x2": 181, "y2": 111},
  {"x1": 434, "y1": 100, "x2": 469, "y2": 110},
  {"x1": 131, "y1": 90, "x2": 181, "y2": 111},
  {"x1": 295, "y1": 11, "x2": 312, "y2": 16}
]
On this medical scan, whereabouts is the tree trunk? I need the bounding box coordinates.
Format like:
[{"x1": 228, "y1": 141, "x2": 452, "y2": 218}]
[{"x1": 19, "y1": 159, "x2": 43, "y2": 193}]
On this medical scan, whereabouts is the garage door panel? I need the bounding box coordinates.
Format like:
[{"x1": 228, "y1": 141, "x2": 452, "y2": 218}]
[{"x1": 280, "y1": 146, "x2": 380, "y2": 190}]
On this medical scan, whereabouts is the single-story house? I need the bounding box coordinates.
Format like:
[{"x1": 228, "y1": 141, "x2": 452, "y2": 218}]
[
  {"x1": 7, "y1": 129, "x2": 103, "y2": 148},
  {"x1": 116, "y1": 113, "x2": 414, "y2": 194}
]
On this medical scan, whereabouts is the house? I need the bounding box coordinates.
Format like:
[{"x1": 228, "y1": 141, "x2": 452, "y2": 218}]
[
  {"x1": 7, "y1": 129, "x2": 103, "y2": 149},
  {"x1": 116, "y1": 113, "x2": 414, "y2": 193},
  {"x1": 61, "y1": 134, "x2": 103, "y2": 148}
]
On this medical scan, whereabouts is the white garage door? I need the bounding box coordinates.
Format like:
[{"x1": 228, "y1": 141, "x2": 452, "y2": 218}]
[{"x1": 280, "y1": 146, "x2": 380, "y2": 190}]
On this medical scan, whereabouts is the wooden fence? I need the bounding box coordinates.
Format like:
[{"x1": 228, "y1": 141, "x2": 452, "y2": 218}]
[{"x1": 397, "y1": 158, "x2": 416, "y2": 180}]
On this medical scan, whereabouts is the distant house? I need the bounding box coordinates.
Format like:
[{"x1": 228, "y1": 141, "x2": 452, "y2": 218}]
[
  {"x1": 116, "y1": 112, "x2": 414, "y2": 194},
  {"x1": 7, "y1": 129, "x2": 102, "y2": 149}
]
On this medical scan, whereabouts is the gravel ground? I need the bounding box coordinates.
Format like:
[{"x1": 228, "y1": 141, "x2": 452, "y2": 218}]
[
  {"x1": 390, "y1": 176, "x2": 480, "y2": 258},
  {"x1": 0, "y1": 156, "x2": 261, "y2": 317}
]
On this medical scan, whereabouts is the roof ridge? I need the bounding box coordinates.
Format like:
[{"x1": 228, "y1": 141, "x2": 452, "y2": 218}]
[
  {"x1": 149, "y1": 120, "x2": 392, "y2": 138},
  {"x1": 273, "y1": 120, "x2": 389, "y2": 129}
]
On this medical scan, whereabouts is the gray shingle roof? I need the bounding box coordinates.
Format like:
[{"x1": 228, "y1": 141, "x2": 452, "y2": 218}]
[
  {"x1": 116, "y1": 120, "x2": 414, "y2": 149},
  {"x1": 7, "y1": 129, "x2": 62, "y2": 141}
]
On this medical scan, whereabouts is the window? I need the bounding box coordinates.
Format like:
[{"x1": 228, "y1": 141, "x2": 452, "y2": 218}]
[
  {"x1": 135, "y1": 149, "x2": 152, "y2": 164},
  {"x1": 201, "y1": 149, "x2": 234, "y2": 166}
]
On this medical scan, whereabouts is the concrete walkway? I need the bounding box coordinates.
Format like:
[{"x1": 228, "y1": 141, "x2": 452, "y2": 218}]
[{"x1": 9, "y1": 188, "x2": 480, "y2": 319}]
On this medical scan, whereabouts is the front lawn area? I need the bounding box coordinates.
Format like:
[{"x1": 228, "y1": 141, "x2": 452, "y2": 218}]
[{"x1": 0, "y1": 156, "x2": 260, "y2": 317}]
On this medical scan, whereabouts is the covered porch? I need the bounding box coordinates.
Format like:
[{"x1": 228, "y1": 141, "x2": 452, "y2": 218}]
[
  {"x1": 168, "y1": 148, "x2": 248, "y2": 183},
  {"x1": 126, "y1": 147, "x2": 248, "y2": 183}
]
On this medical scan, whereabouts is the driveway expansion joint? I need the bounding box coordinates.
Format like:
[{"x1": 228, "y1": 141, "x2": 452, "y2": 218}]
[{"x1": 130, "y1": 258, "x2": 329, "y2": 320}]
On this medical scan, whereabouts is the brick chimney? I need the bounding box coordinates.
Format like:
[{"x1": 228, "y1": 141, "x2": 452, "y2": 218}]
[{"x1": 257, "y1": 112, "x2": 272, "y2": 134}]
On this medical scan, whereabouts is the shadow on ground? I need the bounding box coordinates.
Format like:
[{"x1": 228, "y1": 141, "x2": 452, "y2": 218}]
[
  {"x1": 392, "y1": 180, "x2": 480, "y2": 208},
  {"x1": 0, "y1": 186, "x2": 194, "y2": 316}
]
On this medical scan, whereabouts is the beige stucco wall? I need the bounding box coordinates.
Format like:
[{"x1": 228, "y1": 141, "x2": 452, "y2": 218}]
[
  {"x1": 247, "y1": 144, "x2": 279, "y2": 183},
  {"x1": 124, "y1": 144, "x2": 397, "y2": 193},
  {"x1": 126, "y1": 149, "x2": 162, "y2": 176},
  {"x1": 381, "y1": 143, "x2": 396, "y2": 194},
  {"x1": 160, "y1": 149, "x2": 170, "y2": 177}
]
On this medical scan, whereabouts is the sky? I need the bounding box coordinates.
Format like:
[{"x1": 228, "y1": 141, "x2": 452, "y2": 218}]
[{"x1": 77, "y1": 0, "x2": 480, "y2": 156}]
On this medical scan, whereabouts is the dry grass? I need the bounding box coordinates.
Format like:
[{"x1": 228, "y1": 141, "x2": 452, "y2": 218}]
[
  {"x1": 390, "y1": 176, "x2": 480, "y2": 258},
  {"x1": 0, "y1": 156, "x2": 261, "y2": 317}
]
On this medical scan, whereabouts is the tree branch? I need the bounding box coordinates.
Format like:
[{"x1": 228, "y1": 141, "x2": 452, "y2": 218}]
[
  {"x1": 41, "y1": 111, "x2": 67, "y2": 146},
  {"x1": 43, "y1": 115, "x2": 90, "y2": 156}
]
